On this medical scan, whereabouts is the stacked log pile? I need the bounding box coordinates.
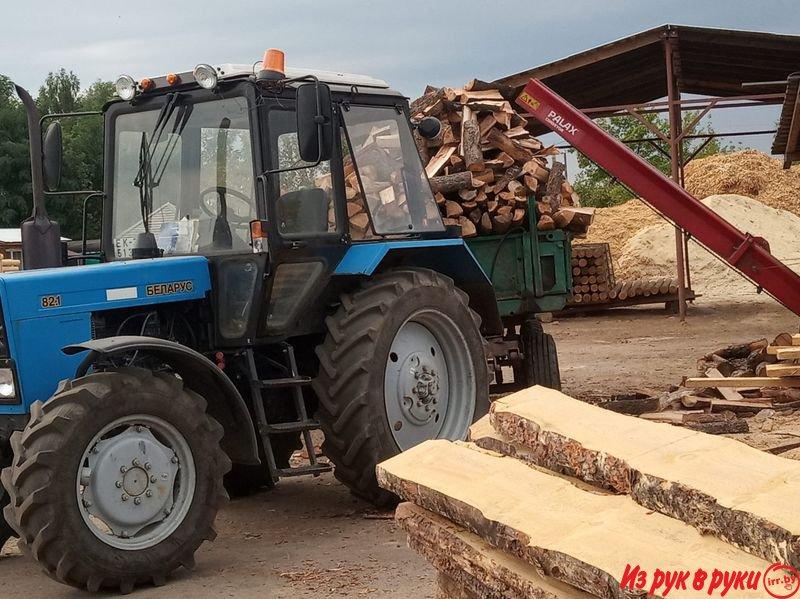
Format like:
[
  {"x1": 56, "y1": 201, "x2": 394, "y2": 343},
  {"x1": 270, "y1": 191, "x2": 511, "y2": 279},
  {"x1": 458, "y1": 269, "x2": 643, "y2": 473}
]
[
  {"x1": 378, "y1": 387, "x2": 792, "y2": 598},
  {"x1": 608, "y1": 276, "x2": 678, "y2": 301},
  {"x1": 0, "y1": 255, "x2": 19, "y2": 273},
  {"x1": 567, "y1": 245, "x2": 613, "y2": 304},
  {"x1": 409, "y1": 81, "x2": 592, "y2": 238},
  {"x1": 568, "y1": 244, "x2": 678, "y2": 306}
]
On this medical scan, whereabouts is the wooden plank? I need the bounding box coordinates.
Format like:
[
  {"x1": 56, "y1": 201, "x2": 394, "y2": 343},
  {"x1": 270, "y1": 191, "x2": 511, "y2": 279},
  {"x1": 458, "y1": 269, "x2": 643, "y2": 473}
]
[
  {"x1": 766, "y1": 363, "x2": 800, "y2": 377},
  {"x1": 396, "y1": 503, "x2": 592, "y2": 599},
  {"x1": 684, "y1": 376, "x2": 800, "y2": 388},
  {"x1": 705, "y1": 367, "x2": 744, "y2": 401},
  {"x1": 793, "y1": 334, "x2": 800, "y2": 346},
  {"x1": 487, "y1": 387, "x2": 800, "y2": 567},
  {"x1": 425, "y1": 145, "x2": 456, "y2": 178},
  {"x1": 377, "y1": 440, "x2": 769, "y2": 599},
  {"x1": 710, "y1": 398, "x2": 782, "y2": 413},
  {"x1": 685, "y1": 419, "x2": 749, "y2": 435},
  {"x1": 772, "y1": 347, "x2": 800, "y2": 359}
]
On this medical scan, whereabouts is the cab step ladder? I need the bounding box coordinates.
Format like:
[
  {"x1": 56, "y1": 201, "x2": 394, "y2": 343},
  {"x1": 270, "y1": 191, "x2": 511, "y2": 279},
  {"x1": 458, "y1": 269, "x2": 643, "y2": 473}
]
[{"x1": 245, "y1": 344, "x2": 332, "y2": 482}]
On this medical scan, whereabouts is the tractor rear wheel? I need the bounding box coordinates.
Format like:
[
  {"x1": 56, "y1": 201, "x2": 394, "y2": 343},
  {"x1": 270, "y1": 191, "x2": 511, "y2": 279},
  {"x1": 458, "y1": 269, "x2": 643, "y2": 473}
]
[
  {"x1": 314, "y1": 268, "x2": 489, "y2": 505},
  {"x1": 1, "y1": 367, "x2": 230, "y2": 593}
]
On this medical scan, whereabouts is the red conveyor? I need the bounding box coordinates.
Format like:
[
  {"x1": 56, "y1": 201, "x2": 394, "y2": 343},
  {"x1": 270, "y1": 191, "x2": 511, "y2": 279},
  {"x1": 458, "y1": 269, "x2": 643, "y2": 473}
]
[{"x1": 516, "y1": 79, "x2": 800, "y2": 316}]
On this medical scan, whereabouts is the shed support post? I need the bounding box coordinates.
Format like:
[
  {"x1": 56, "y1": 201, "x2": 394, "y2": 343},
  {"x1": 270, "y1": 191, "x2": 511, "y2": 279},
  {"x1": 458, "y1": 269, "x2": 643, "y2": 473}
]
[{"x1": 665, "y1": 35, "x2": 688, "y2": 321}]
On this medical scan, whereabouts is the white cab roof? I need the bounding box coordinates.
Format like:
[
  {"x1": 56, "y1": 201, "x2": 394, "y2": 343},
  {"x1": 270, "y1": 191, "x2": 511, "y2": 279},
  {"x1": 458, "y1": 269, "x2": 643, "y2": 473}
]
[{"x1": 214, "y1": 64, "x2": 390, "y2": 89}]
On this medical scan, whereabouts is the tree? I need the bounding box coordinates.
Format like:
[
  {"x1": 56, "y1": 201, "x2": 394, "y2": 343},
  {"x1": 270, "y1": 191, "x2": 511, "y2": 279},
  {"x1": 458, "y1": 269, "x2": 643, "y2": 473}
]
[
  {"x1": 573, "y1": 111, "x2": 734, "y2": 207},
  {"x1": 37, "y1": 69, "x2": 81, "y2": 115},
  {"x1": 0, "y1": 71, "x2": 114, "y2": 239},
  {"x1": 0, "y1": 76, "x2": 32, "y2": 228}
]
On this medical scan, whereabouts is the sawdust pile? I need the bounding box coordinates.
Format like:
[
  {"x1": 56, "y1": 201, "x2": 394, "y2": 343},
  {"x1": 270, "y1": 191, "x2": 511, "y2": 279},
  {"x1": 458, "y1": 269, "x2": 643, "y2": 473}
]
[
  {"x1": 576, "y1": 201, "x2": 663, "y2": 258},
  {"x1": 576, "y1": 150, "x2": 800, "y2": 289},
  {"x1": 685, "y1": 150, "x2": 800, "y2": 215},
  {"x1": 617, "y1": 194, "x2": 800, "y2": 298}
]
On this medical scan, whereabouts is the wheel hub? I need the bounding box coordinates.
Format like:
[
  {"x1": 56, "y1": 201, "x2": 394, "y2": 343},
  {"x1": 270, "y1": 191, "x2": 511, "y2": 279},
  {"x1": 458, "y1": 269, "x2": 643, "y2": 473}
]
[
  {"x1": 400, "y1": 355, "x2": 441, "y2": 424},
  {"x1": 122, "y1": 467, "x2": 149, "y2": 497},
  {"x1": 82, "y1": 426, "x2": 180, "y2": 539}
]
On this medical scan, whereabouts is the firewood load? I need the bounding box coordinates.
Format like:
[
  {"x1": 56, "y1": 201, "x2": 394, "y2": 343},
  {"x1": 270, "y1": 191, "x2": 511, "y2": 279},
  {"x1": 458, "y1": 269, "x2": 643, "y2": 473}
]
[
  {"x1": 377, "y1": 386, "x2": 799, "y2": 598},
  {"x1": 409, "y1": 80, "x2": 592, "y2": 238}
]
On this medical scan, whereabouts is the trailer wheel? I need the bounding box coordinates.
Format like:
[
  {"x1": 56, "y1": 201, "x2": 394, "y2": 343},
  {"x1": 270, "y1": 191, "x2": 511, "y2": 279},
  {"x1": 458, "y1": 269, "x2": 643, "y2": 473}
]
[
  {"x1": 520, "y1": 319, "x2": 561, "y2": 390},
  {"x1": 314, "y1": 268, "x2": 489, "y2": 505},
  {"x1": 1, "y1": 367, "x2": 230, "y2": 593}
]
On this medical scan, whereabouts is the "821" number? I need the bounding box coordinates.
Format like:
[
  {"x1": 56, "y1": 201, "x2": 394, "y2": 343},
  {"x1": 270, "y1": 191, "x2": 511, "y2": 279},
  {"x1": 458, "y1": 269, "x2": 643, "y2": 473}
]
[{"x1": 41, "y1": 295, "x2": 62, "y2": 308}]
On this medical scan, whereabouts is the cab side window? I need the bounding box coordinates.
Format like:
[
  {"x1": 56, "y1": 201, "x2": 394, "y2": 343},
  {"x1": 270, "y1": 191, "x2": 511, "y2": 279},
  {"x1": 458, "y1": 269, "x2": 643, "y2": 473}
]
[{"x1": 269, "y1": 109, "x2": 338, "y2": 236}]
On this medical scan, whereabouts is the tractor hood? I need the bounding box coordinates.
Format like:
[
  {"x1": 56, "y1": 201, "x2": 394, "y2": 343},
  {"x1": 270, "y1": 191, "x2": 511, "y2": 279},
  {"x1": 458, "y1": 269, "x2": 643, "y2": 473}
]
[
  {"x1": 0, "y1": 256, "x2": 211, "y2": 321},
  {"x1": 0, "y1": 256, "x2": 211, "y2": 413}
]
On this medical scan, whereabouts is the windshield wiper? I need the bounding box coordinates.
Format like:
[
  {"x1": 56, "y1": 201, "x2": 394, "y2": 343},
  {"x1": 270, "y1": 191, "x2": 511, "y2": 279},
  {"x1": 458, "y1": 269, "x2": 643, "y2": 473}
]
[
  {"x1": 130, "y1": 93, "x2": 185, "y2": 257},
  {"x1": 131, "y1": 93, "x2": 194, "y2": 237},
  {"x1": 133, "y1": 93, "x2": 179, "y2": 233}
]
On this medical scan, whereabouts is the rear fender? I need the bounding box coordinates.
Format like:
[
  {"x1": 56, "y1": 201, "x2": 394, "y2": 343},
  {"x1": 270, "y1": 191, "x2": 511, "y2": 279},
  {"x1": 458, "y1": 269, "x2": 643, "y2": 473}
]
[
  {"x1": 333, "y1": 240, "x2": 503, "y2": 336},
  {"x1": 63, "y1": 336, "x2": 258, "y2": 464}
]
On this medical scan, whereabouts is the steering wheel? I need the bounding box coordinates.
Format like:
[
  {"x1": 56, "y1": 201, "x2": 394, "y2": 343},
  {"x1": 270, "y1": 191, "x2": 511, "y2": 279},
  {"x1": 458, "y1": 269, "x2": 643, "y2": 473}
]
[{"x1": 199, "y1": 186, "x2": 254, "y2": 225}]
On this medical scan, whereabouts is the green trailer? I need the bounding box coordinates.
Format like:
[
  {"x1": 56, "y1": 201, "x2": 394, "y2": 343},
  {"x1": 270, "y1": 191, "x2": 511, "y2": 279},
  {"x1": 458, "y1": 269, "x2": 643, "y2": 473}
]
[
  {"x1": 465, "y1": 198, "x2": 572, "y2": 394},
  {"x1": 466, "y1": 199, "x2": 573, "y2": 319}
]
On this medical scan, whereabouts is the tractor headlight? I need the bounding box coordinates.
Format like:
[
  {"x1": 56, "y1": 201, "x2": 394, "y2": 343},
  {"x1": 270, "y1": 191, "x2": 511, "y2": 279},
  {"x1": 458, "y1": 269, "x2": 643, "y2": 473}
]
[
  {"x1": 0, "y1": 368, "x2": 15, "y2": 398},
  {"x1": 193, "y1": 64, "x2": 218, "y2": 90},
  {"x1": 115, "y1": 75, "x2": 138, "y2": 101}
]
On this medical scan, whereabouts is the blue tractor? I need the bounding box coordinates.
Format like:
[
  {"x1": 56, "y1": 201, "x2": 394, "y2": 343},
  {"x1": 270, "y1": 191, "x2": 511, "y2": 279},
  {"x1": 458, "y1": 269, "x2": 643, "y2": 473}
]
[{"x1": 0, "y1": 51, "x2": 559, "y2": 592}]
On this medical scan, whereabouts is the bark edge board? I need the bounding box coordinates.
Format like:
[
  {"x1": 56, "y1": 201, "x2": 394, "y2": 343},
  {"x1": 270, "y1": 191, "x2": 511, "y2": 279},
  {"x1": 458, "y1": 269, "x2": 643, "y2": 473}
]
[
  {"x1": 396, "y1": 502, "x2": 592, "y2": 599},
  {"x1": 377, "y1": 439, "x2": 768, "y2": 599},
  {"x1": 488, "y1": 386, "x2": 800, "y2": 567}
]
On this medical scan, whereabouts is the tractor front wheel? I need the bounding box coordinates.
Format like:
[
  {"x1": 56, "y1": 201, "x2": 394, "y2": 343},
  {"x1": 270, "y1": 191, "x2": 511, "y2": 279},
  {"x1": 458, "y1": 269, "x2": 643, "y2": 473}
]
[
  {"x1": 1, "y1": 367, "x2": 230, "y2": 593},
  {"x1": 314, "y1": 268, "x2": 489, "y2": 505}
]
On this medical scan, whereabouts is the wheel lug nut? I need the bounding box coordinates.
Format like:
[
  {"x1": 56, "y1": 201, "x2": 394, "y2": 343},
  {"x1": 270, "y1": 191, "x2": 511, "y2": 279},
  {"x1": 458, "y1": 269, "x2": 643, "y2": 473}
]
[
  {"x1": 144, "y1": 462, "x2": 151, "y2": 470},
  {"x1": 115, "y1": 481, "x2": 122, "y2": 488},
  {"x1": 132, "y1": 458, "x2": 140, "y2": 467},
  {"x1": 134, "y1": 497, "x2": 142, "y2": 505},
  {"x1": 120, "y1": 466, "x2": 127, "y2": 473},
  {"x1": 150, "y1": 475, "x2": 157, "y2": 483},
  {"x1": 121, "y1": 494, "x2": 129, "y2": 501},
  {"x1": 145, "y1": 490, "x2": 153, "y2": 497},
  {"x1": 171, "y1": 456, "x2": 178, "y2": 464},
  {"x1": 82, "y1": 499, "x2": 92, "y2": 508}
]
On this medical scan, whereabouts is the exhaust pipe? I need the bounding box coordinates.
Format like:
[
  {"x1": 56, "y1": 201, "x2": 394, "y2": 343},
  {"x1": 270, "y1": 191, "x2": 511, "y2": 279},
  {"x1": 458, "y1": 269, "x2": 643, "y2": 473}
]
[{"x1": 15, "y1": 84, "x2": 62, "y2": 269}]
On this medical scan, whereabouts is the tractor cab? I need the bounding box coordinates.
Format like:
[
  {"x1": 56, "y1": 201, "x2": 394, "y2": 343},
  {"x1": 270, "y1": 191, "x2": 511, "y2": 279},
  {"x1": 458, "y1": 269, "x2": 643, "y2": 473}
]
[{"x1": 65, "y1": 51, "x2": 445, "y2": 344}]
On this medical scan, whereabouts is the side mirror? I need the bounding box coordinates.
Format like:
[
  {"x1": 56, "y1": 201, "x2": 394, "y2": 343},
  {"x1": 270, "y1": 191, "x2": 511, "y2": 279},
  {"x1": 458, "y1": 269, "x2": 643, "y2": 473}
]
[
  {"x1": 296, "y1": 82, "x2": 332, "y2": 163},
  {"x1": 42, "y1": 121, "x2": 63, "y2": 192},
  {"x1": 416, "y1": 116, "x2": 441, "y2": 140}
]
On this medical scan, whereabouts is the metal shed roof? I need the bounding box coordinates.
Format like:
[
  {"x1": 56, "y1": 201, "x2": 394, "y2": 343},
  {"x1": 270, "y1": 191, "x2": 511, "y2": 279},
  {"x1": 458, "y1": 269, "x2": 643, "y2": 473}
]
[
  {"x1": 773, "y1": 73, "x2": 800, "y2": 166},
  {"x1": 495, "y1": 24, "x2": 800, "y2": 112}
]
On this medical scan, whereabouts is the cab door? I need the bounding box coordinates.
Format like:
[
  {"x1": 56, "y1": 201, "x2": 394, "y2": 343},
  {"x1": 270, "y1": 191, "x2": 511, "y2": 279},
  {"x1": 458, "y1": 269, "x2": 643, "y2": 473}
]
[{"x1": 255, "y1": 99, "x2": 350, "y2": 339}]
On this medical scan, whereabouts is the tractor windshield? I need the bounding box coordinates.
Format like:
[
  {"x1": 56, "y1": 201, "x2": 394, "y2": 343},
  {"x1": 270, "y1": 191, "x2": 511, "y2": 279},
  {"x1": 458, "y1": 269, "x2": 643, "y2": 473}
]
[
  {"x1": 111, "y1": 96, "x2": 256, "y2": 258},
  {"x1": 342, "y1": 105, "x2": 443, "y2": 235}
]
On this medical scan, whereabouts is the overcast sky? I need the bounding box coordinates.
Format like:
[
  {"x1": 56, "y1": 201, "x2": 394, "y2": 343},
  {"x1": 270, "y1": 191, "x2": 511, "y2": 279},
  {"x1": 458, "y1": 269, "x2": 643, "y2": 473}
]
[{"x1": 2, "y1": 0, "x2": 798, "y2": 163}]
